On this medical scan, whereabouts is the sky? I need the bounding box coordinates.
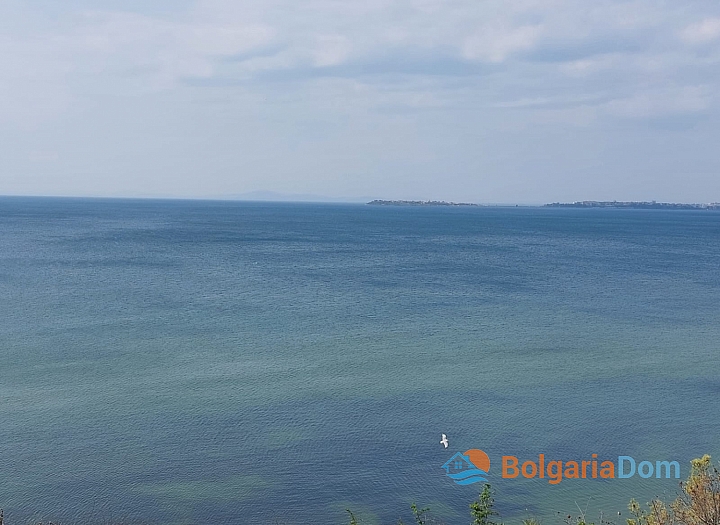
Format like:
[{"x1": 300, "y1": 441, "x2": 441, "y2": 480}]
[{"x1": 1, "y1": 0, "x2": 720, "y2": 204}]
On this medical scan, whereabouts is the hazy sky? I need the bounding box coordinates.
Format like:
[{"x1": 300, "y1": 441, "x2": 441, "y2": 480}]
[{"x1": 2, "y1": 0, "x2": 720, "y2": 203}]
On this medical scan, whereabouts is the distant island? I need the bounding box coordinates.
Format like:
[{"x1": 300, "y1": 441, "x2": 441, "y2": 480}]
[
  {"x1": 545, "y1": 200, "x2": 720, "y2": 210},
  {"x1": 368, "y1": 200, "x2": 480, "y2": 206}
]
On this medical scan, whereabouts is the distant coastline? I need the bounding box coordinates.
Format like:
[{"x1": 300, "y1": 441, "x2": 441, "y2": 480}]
[
  {"x1": 367, "y1": 199, "x2": 720, "y2": 210},
  {"x1": 367, "y1": 200, "x2": 480, "y2": 206},
  {"x1": 545, "y1": 201, "x2": 720, "y2": 210}
]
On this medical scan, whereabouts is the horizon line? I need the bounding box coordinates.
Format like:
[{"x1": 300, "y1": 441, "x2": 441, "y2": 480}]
[{"x1": 2, "y1": 194, "x2": 719, "y2": 207}]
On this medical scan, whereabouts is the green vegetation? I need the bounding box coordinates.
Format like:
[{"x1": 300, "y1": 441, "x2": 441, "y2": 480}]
[
  {"x1": 625, "y1": 455, "x2": 720, "y2": 525},
  {"x1": 2, "y1": 456, "x2": 719, "y2": 525},
  {"x1": 469, "y1": 484, "x2": 500, "y2": 525}
]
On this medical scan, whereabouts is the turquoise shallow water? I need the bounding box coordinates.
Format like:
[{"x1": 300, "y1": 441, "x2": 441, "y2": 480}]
[{"x1": 0, "y1": 198, "x2": 719, "y2": 525}]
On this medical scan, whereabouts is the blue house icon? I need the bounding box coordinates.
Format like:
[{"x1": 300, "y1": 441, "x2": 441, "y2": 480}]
[
  {"x1": 441, "y1": 451, "x2": 489, "y2": 485},
  {"x1": 442, "y1": 452, "x2": 475, "y2": 474}
]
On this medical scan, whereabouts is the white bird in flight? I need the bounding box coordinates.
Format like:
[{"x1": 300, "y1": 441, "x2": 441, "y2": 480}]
[{"x1": 440, "y1": 434, "x2": 449, "y2": 448}]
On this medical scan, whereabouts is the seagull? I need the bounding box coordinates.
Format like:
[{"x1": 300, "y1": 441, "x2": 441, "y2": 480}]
[{"x1": 440, "y1": 434, "x2": 449, "y2": 448}]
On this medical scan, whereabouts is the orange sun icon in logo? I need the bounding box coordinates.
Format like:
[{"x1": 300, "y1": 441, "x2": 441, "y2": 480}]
[{"x1": 465, "y1": 449, "x2": 490, "y2": 472}]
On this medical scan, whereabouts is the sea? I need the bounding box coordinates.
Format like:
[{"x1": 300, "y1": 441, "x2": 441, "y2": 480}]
[{"x1": 0, "y1": 197, "x2": 719, "y2": 525}]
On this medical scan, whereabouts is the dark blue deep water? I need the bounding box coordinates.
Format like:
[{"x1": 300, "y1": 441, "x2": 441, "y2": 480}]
[{"x1": 1, "y1": 198, "x2": 719, "y2": 525}]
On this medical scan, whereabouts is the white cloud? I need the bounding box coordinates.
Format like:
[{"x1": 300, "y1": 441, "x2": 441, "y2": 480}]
[
  {"x1": 0, "y1": 32, "x2": 73, "y2": 128},
  {"x1": 312, "y1": 35, "x2": 352, "y2": 67},
  {"x1": 73, "y1": 11, "x2": 275, "y2": 87},
  {"x1": 3, "y1": 1, "x2": 719, "y2": 119},
  {"x1": 462, "y1": 23, "x2": 543, "y2": 63},
  {"x1": 680, "y1": 17, "x2": 720, "y2": 44},
  {"x1": 603, "y1": 85, "x2": 712, "y2": 118}
]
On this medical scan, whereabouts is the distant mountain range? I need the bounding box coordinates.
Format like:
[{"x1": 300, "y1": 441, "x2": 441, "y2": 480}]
[{"x1": 367, "y1": 200, "x2": 480, "y2": 206}]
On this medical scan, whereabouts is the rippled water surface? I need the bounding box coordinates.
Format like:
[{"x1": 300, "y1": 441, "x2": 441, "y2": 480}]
[{"x1": 1, "y1": 198, "x2": 719, "y2": 524}]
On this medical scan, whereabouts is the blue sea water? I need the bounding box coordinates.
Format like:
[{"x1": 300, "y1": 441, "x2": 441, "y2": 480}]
[{"x1": 0, "y1": 198, "x2": 719, "y2": 525}]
